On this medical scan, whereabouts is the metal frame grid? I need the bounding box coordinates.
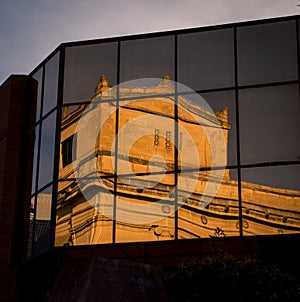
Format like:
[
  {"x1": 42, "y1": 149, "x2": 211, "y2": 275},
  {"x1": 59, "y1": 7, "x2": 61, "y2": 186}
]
[{"x1": 27, "y1": 14, "x2": 300, "y2": 256}]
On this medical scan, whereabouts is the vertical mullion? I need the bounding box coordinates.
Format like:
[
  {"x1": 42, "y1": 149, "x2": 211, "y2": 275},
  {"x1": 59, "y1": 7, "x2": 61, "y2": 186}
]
[
  {"x1": 50, "y1": 46, "x2": 65, "y2": 249},
  {"x1": 112, "y1": 40, "x2": 121, "y2": 244},
  {"x1": 296, "y1": 19, "x2": 300, "y2": 105},
  {"x1": 31, "y1": 65, "x2": 45, "y2": 256},
  {"x1": 174, "y1": 34, "x2": 179, "y2": 240},
  {"x1": 234, "y1": 26, "x2": 243, "y2": 237},
  {"x1": 37, "y1": 66, "x2": 45, "y2": 122},
  {"x1": 34, "y1": 66, "x2": 45, "y2": 193}
]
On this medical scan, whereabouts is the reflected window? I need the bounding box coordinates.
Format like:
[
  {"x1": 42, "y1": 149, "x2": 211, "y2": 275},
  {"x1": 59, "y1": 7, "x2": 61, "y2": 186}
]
[{"x1": 62, "y1": 134, "x2": 76, "y2": 167}]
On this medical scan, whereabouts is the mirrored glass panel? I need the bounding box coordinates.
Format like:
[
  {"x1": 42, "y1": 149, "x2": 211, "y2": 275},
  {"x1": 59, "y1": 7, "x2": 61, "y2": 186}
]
[
  {"x1": 33, "y1": 185, "x2": 52, "y2": 254},
  {"x1": 38, "y1": 111, "x2": 57, "y2": 189},
  {"x1": 63, "y1": 42, "x2": 118, "y2": 104},
  {"x1": 54, "y1": 16, "x2": 300, "y2": 246},
  {"x1": 55, "y1": 178, "x2": 114, "y2": 246},
  {"x1": 177, "y1": 87, "x2": 239, "y2": 238},
  {"x1": 31, "y1": 67, "x2": 43, "y2": 122},
  {"x1": 27, "y1": 197, "x2": 35, "y2": 258},
  {"x1": 42, "y1": 52, "x2": 60, "y2": 116},
  {"x1": 238, "y1": 21, "x2": 298, "y2": 85},
  {"x1": 120, "y1": 36, "x2": 174, "y2": 82},
  {"x1": 116, "y1": 82, "x2": 176, "y2": 242},
  {"x1": 241, "y1": 165, "x2": 300, "y2": 236},
  {"x1": 31, "y1": 125, "x2": 40, "y2": 194},
  {"x1": 200, "y1": 90, "x2": 237, "y2": 166},
  {"x1": 56, "y1": 82, "x2": 116, "y2": 246},
  {"x1": 178, "y1": 28, "x2": 235, "y2": 91},
  {"x1": 178, "y1": 169, "x2": 239, "y2": 239},
  {"x1": 239, "y1": 84, "x2": 300, "y2": 165}
]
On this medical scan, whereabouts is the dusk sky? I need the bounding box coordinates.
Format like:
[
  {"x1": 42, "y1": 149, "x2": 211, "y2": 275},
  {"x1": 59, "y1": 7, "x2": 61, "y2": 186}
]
[{"x1": 0, "y1": 0, "x2": 299, "y2": 85}]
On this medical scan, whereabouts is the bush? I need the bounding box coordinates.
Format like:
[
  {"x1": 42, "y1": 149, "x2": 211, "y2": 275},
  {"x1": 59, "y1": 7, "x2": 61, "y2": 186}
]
[{"x1": 161, "y1": 249, "x2": 300, "y2": 301}]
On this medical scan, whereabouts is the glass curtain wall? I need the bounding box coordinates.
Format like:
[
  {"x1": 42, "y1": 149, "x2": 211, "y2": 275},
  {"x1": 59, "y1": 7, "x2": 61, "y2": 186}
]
[
  {"x1": 27, "y1": 51, "x2": 60, "y2": 256},
  {"x1": 28, "y1": 16, "x2": 300, "y2": 252},
  {"x1": 55, "y1": 18, "x2": 300, "y2": 247}
]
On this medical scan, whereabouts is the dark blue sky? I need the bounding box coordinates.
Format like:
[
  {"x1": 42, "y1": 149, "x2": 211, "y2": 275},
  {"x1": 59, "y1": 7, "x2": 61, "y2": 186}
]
[{"x1": 0, "y1": 0, "x2": 299, "y2": 85}]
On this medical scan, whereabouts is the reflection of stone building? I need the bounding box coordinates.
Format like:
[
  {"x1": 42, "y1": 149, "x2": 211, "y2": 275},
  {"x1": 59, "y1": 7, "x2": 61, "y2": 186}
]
[
  {"x1": 55, "y1": 76, "x2": 300, "y2": 247},
  {"x1": 30, "y1": 194, "x2": 52, "y2": 254},
  {"x1": 1, "y1": 16, "x2": 299, "y2": 302}
]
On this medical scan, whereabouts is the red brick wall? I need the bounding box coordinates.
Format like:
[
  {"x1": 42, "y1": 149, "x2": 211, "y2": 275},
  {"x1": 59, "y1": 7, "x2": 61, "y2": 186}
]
[{"x1": 0, "y1": 75, "x2": 37, "y2": 302}]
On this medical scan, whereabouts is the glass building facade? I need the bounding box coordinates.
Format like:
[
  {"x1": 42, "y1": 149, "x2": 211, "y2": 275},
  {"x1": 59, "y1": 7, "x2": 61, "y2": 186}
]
[{"x1": 27, "y1": 15, "x2": 300, "y2": 257}]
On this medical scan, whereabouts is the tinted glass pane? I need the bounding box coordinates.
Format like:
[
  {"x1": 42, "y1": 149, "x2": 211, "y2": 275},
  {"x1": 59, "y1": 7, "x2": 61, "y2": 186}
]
[
  {"x1": 177, "y1": 88, "x2": 239, "y2": 238},
  {"x1": 43, "y1": 52, "x2": 59, "y2": 115},
  {"x1": 116, "y1": 198, "x2": 175, "y2": 243},
  {"x1": 241, "y1": 165, "x2": 300, "y2": 236},
  {"x1": 238, "y1": 21, "x2": 298, "y2": 85},
  {"x1": 239, "y1": 84, "x2": 300, "y2": 165},
  {"x1": 63, "y1": 43, "x2": 118, "y2": 104},
  {"x1": 33, "y1": 185, "x2": 52, "y2": 254},
  {"x1": 62, "y1": 104, "x2": 82, "y2": 118},
  {"x1": 56, "y1": 98, "x2": 116, "y2": 246},
  {"x1": 116, "y1": 87, "x2": 175, "y2": 242},
  {"x1": 38, "y1": 111, "x2": 57, "y2": 189},
  {"x1": 120, "y1": 36, "x2": 174, "y2": 82},
  {"x1": 31, "y1": 125, "x2": 40, "y2": 194},
  {"x1": 32, "y1": 67, "x2": 43, "y2": 122},
  {"x1": 178, "y1": 168, "x2": 239, "y2": 239},
  {"x1": 178, "y1": 28, "x2": 234, "y2": 91},
  {"x1": 200, "y1": 90, "x2": 237, "y2": 166},
  {"x1": 27, "y1": 197, "x2": 35, "y2": 258},
  {"x1": 55, "y1": 178, "x2": 114, "y2": 246}
]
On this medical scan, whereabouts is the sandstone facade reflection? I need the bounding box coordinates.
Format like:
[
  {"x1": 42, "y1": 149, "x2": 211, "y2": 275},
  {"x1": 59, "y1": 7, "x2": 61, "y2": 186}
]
[{"x1": 54, "y1": 77, "x2": 300, "y2": 246}]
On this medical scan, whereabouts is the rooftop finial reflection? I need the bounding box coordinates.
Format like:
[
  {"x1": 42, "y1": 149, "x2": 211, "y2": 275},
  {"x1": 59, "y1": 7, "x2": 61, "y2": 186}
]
[{"x1": 93, "y1": 74, "x2": 111, "y2": 98}]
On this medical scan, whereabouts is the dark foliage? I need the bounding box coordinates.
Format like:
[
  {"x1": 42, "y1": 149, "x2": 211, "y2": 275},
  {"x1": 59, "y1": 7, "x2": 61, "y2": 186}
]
[{"x1": 161, "y1": 241, "x2": 300, "y2": 302}]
